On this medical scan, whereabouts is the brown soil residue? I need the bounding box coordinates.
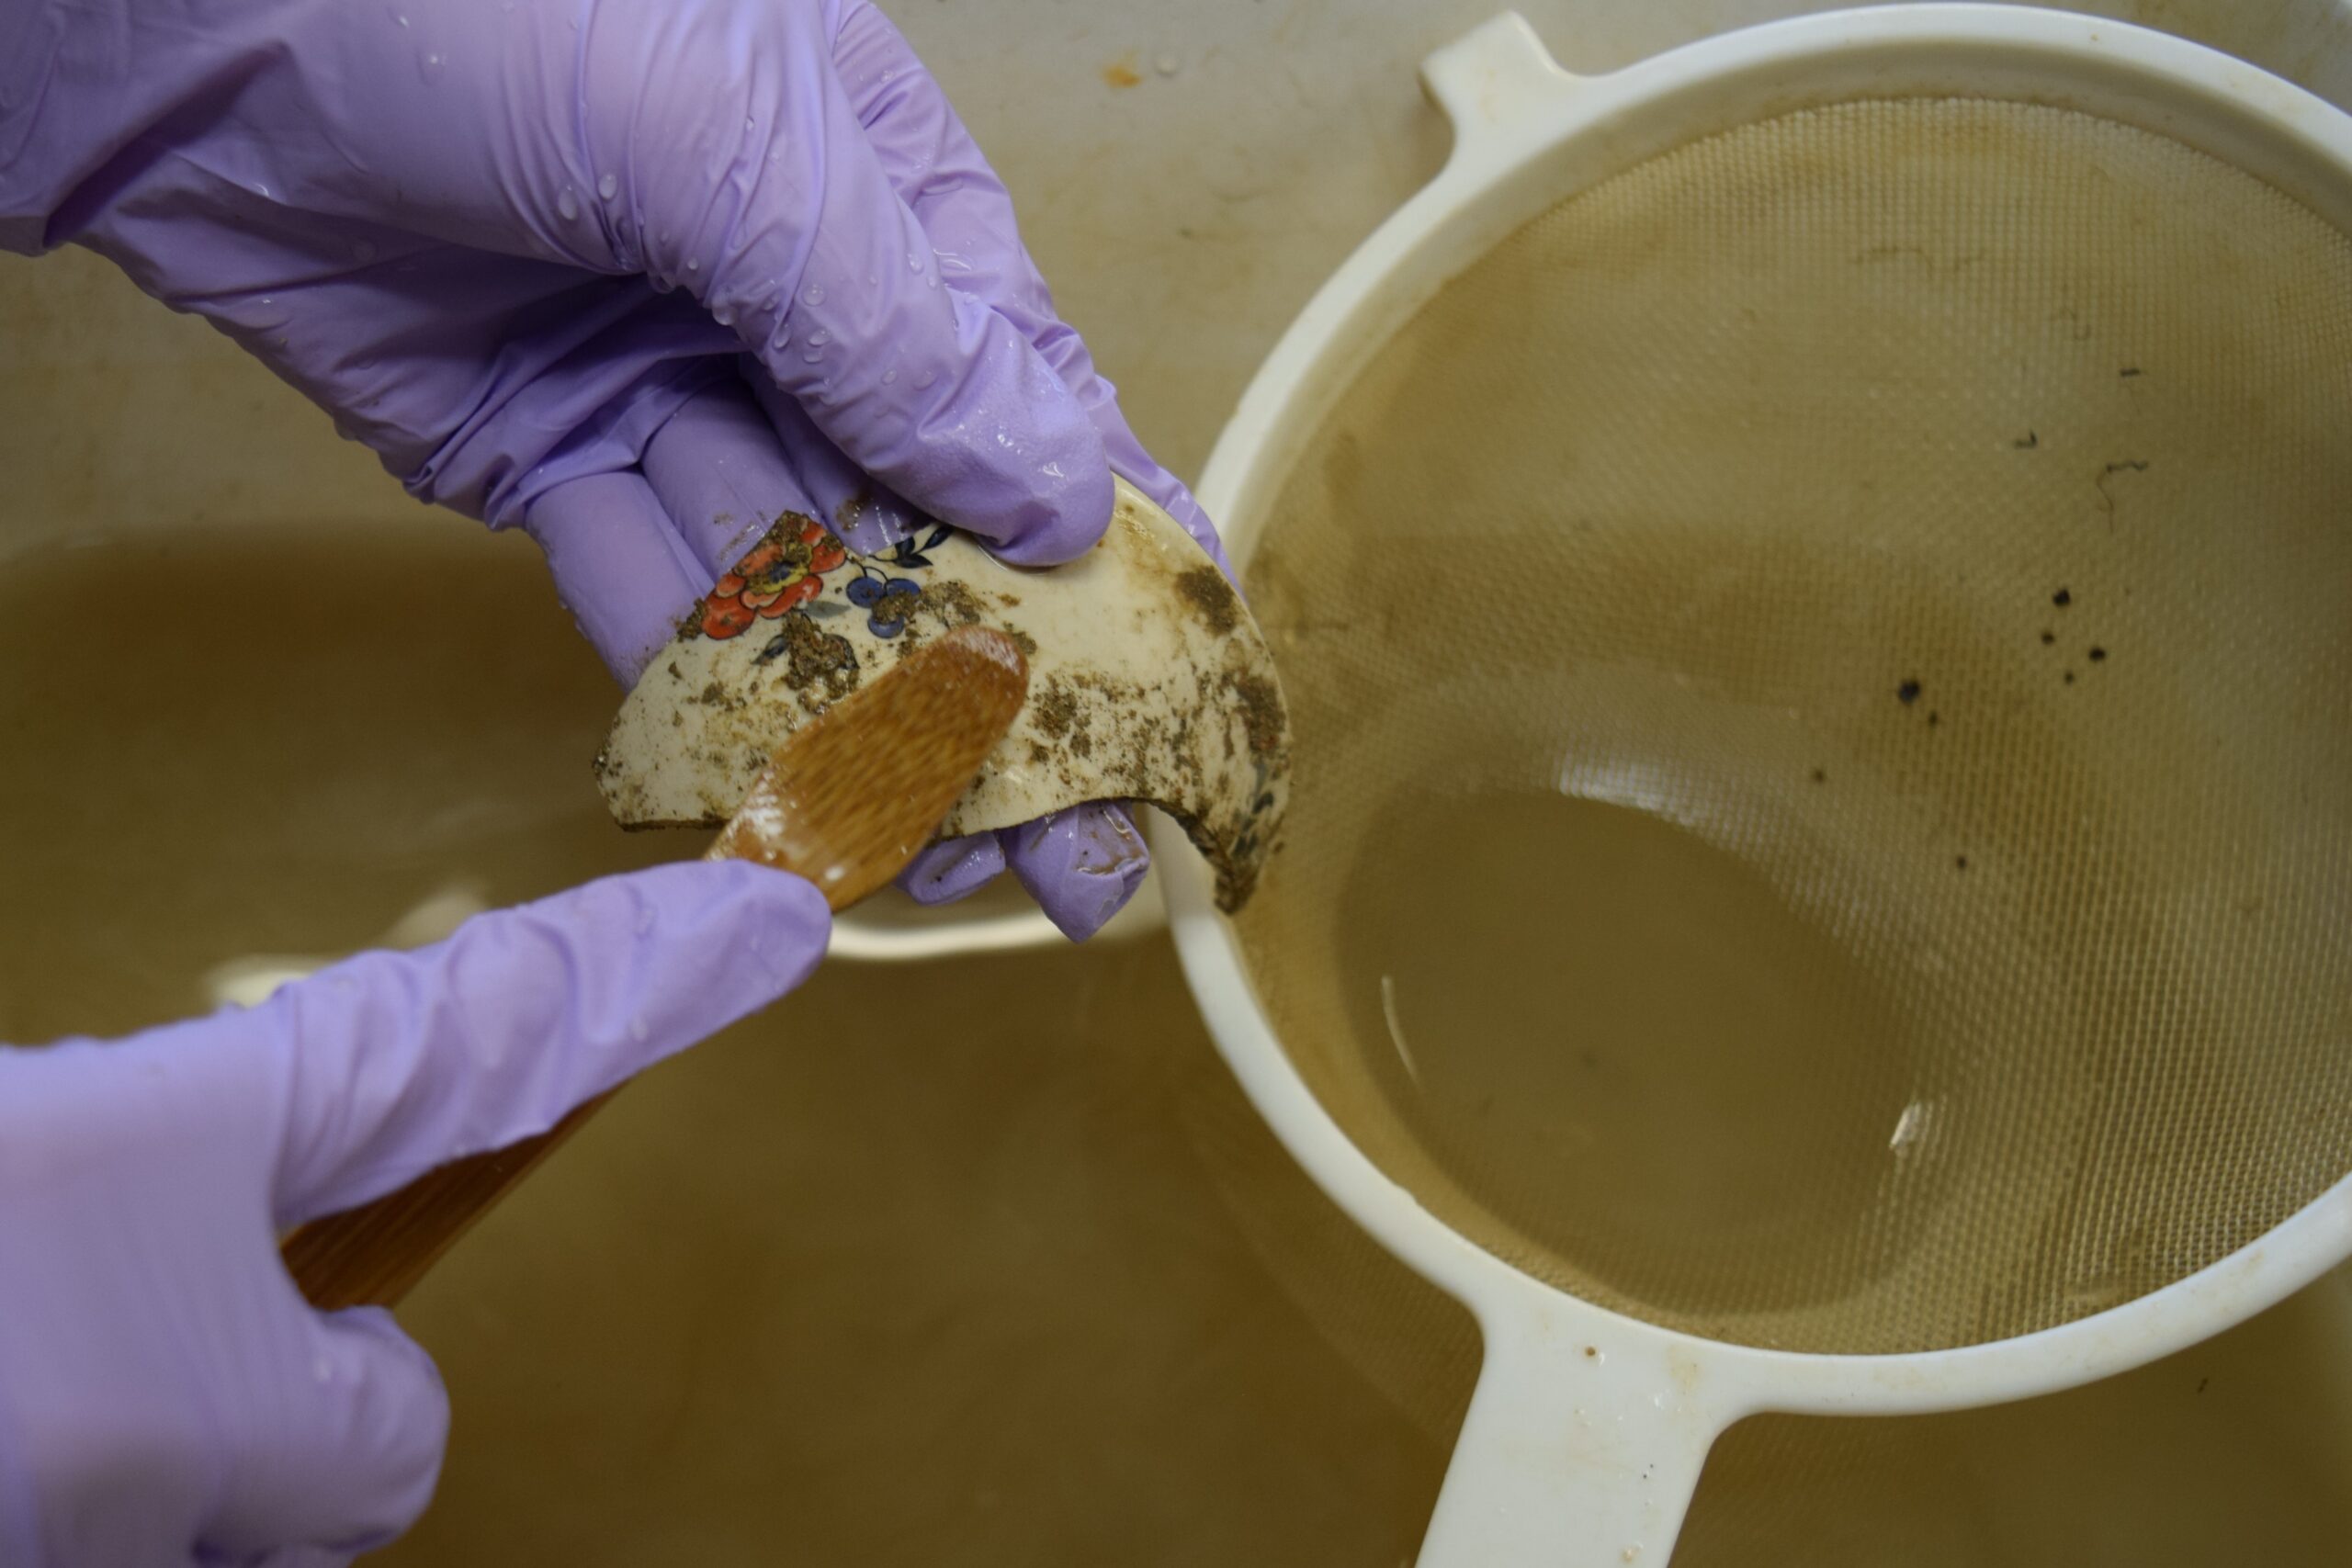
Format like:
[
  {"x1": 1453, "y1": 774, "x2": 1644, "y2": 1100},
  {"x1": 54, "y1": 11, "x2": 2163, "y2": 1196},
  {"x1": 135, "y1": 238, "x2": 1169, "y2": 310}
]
[
  {"x1": 1175, "y1": 564, "x2": 1240, "y2": 637},
  {"x1": 876, "y1": 576, "x2": 996, "y2": 654},
  {"x1": 874, "y1": 581, "x2": 925, "y2": 623},
  {"x1": 1033, "y1": 679, "x2": 1080, "y2": 739},
  {"x1": 921, "y1": 580, "x2": 987, "y2": 627},
  {"x1": 1029, "y1": 676, "x2": 1095, "y2": 761},
  {"x1": 755, "y1": 614, "x2": 860, "y2": 705},
  {"x1": 1223, "y1": 671, "x2": 1284, "y2": 757}
]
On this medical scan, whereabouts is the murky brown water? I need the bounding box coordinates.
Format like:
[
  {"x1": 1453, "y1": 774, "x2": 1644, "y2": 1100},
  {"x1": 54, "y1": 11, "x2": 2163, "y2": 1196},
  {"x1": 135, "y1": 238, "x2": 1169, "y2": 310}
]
[
  {"x1": 2, "y1": 525, "x2": 2347, "y2": 1563},
  {"x1": 1346, "y1": 790, "x2": 1921, "y2": 1326}
]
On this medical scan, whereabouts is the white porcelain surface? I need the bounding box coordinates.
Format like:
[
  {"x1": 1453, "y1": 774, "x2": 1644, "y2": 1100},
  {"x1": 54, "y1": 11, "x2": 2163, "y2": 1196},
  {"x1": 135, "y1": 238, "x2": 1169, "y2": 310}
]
[{"x1": 600, "y1": 479, "x2": 1288, "y2": 911}]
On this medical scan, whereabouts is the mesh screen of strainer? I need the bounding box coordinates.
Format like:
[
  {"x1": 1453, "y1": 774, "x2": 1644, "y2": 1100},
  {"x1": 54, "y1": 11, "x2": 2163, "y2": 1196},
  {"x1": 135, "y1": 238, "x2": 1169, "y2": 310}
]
[{"x1": 1233, "y1": 97, "x2": 2352, "y2": 1356}]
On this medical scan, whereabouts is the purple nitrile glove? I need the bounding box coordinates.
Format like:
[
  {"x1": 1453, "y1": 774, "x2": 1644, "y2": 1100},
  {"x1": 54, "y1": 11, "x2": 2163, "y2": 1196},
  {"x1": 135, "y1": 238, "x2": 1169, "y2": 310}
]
[
  {"x1": 0, "y1": 860, "x2": 829, "y2": 1568},
  {"x1": 0, "y1": 0, "x2": 1227, "y2": 941}
]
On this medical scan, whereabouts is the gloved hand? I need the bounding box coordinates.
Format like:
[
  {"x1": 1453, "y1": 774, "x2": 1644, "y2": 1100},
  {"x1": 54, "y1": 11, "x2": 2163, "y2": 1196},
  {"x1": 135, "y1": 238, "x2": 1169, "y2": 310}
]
[
  {"x1": 1, "y1": 0, "x2": 1227, "y2": 939},
  {"x1": 0, "y1": 861, "x2": 830, "y2": 1568}
]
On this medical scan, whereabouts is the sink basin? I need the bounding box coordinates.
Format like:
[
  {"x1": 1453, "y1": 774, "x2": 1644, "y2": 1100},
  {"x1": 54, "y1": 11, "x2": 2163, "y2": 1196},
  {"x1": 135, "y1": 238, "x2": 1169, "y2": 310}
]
[
  {"x1": 7, "y1": 0, "x2": 2352, "y2": 1552},
  {"x1": 3, "y1": 356, "x2": 2346, "y2": 1566}
]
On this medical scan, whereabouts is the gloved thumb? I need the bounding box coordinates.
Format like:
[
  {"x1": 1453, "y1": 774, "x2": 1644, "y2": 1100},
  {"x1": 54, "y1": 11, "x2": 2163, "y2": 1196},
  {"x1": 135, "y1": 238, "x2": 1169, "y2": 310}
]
[
  {"x1": 199, "y1": 1307, "x2": 447, "y2": 1564},
  {"x1": 249, "y1": 859, "x2": 831, "y2": 1232}
]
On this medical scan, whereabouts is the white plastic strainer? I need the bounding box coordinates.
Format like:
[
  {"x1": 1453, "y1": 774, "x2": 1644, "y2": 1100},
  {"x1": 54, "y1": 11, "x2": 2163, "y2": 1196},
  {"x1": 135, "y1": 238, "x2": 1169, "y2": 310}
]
[{"x1": 1152, "y1": 8, "x2": 2352, "y2": 1564}]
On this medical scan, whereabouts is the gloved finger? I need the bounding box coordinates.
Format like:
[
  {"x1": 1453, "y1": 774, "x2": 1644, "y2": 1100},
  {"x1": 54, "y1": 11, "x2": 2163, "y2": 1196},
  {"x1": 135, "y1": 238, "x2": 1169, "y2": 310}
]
[
  {"x1": 833, "y1": 2, "x2": 1228, "y2": 574},
  {"x1": 242, "y1": 1549, "x2": 360, "y2": 1568},
  {"x1": 1003, "y1": 804, "x2": 1153, "y2": 942},
  {"x1": 896, "y1": 831, "x2": 1008, "y2": 907},
  {"x1": 627, "y1": 20, "x2": 1112, "y2": 566},
  {"x1": 744, "y1": 370, "x2": 927, "y2": 555},
  {"x1": 741, "y1": 162, "x2": 1109, "y2": 566},
  {"x1": 640, "y1": 370, "x2": 916, "y2": 566},
  {"x1": 639, "y1": 376, "x2": 831, "y2": 577},
  {"x1": 237, "y1": 1548, "x2": 359, "y2": 1568},
  {"x1": 255, "y1": 861, "x2": 830, "y2": 1230},
  {"x1": 522, "y1": 470, "x2": 712, "y2": 685},
  {"x1": 586, "y1": 379, "x2": 884, "y2": 701},
  {"x1": 202, "y1": 1308, "x2": 444, "y2": 1562}
]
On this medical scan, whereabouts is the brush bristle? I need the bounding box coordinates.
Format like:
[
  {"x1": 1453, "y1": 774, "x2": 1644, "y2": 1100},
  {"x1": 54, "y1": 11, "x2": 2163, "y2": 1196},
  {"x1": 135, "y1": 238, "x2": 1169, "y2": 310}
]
[{"x1": 713, "y1": 626, "x2": 1031, "y2": 910}]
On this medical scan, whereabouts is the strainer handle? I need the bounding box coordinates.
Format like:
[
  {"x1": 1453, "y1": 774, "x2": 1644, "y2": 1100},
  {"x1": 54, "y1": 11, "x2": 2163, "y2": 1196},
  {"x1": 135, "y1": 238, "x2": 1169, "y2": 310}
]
[
  {"x1": 1414, "y1": 1308, "x2": 1728, "y2": 1568},
  {"x1": 1419, "y1": 12, "x2": 1584, "y2": 166}
]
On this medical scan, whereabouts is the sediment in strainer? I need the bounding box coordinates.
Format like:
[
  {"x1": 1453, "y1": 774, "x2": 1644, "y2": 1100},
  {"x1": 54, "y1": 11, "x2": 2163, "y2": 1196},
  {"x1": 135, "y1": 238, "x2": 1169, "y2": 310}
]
[{"x1": 1233, "y1": 95, "x2": 2352, "y2": 1359}]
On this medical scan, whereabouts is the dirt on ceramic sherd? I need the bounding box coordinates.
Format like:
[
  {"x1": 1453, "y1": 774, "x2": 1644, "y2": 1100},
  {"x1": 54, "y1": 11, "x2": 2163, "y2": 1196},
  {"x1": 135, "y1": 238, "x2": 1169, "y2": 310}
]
[
  {"x1": 754, "y1": 615, "x2": 860, "y2": 708},
  {"x1": 1175, "y1": 564, "x2": 1241, "y2": 637},
  {"x1": 597, "y1": 483, "x2": 1293, "y2": 916}
]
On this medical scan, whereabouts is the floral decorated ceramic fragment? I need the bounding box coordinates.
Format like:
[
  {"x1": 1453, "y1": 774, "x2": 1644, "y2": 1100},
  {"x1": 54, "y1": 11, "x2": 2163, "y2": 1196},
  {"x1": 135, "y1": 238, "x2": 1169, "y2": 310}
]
[{"x1": 596, "y1": 479, "x2": 1289, "y2": 910}]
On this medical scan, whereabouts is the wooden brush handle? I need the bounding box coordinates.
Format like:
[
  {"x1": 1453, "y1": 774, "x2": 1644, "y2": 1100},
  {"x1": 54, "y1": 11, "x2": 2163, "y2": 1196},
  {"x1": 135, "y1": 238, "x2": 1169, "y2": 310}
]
[
  {"x1": 279, "y1": 837, "x2": 766, "y2": 1311},
  {"x1": 280, "y1": 1094, "x2": 610, "y2": 1312},
  {"x1": 280, "y1": 857, "x2": 820, "y2": 1311}
]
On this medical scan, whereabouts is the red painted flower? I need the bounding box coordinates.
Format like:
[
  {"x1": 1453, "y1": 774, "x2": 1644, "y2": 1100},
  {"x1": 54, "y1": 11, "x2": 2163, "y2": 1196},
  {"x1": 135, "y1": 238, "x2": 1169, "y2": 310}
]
[{"x1": 699, "y1": 519, "x2": 849, "y2": 639}]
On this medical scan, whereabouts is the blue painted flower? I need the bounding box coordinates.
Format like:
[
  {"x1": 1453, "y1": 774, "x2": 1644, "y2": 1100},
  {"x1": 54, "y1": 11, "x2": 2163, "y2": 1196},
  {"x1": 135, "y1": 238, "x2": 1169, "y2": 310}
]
[{"x1": 847, "y1": 572, "x2": 922, "y2": 637}]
